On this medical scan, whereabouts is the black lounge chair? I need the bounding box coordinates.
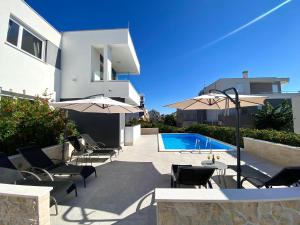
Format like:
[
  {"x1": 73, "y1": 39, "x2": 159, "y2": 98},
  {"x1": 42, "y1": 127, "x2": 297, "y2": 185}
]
[
  {"x1": 67, "y1": 135, "x2": 115, "y2": 162},
  {"x1": 229, "y1": 165, "x2": 300, "y2": 188},
  {"x1": 0, "y1": 152, "x2": 77, "y2": 215},
  {"x1": 66, "y1": 136, "x2": 94, "y2": 165},
  {"x1": 171, "y1": 164, "x2": 215, "y2": 188},
  {"x1": 80, "y1": 133, "x2": 120, "y2": 155},
  {"x1": 18, "y1": 145, "x2": 97, "y2": 187}
]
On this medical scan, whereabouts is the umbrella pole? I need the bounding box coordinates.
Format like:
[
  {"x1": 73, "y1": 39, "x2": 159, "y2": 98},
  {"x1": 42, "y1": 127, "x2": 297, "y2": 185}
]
[
  {"x1": 235, "y1": 97, "x2": 241, "y2": 189},
  {"x1": 209, "y1": 87, "x2": 242, "y2": 188}
]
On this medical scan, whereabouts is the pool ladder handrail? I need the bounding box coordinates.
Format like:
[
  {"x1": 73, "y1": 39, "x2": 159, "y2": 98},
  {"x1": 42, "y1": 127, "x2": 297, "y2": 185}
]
[{"x1": 205, "y1": 138, "x2": 213, "y2": 154}]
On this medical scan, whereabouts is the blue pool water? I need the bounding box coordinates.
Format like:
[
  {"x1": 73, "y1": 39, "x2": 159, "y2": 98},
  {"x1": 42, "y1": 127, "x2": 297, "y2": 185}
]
[{"x1": 161, "y1": 133, "x2": 233, "y2": 151}]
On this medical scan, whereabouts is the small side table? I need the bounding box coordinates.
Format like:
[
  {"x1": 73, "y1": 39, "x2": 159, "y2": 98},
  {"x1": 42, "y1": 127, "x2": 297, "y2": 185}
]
[{"x1": 201, "y1": 160, "x2": 227, "y2": 175}]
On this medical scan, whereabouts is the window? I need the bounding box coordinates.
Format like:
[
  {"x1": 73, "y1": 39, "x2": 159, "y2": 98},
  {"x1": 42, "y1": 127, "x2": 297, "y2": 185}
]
[
  {"x1": 21, "y1": 29, "x2": 43, "y2": 59},
  {"x1": 112, "y1": 68, "x2": 117, "y2": 80},
  {"x1": 272, "y1": 84, "x2": 279, "y2": 93},
  {"x1": 7, "y1": 19, "x2": 19, "y2": 46},
  {"x1": 100, "y1": 54, "x2": 104, "y2": 80},
  {"x1": 92, "y1": 54, "x2": 104, "y2": 81},
  {"x1": 6, "y1": 18, "x2": 45, "y2": 61}
]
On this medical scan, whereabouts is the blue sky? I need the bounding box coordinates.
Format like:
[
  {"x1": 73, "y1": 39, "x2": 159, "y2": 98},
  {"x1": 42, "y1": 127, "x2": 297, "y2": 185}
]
[{"x1": 26, "y1": 0, "x2": 300, "y2": 114}]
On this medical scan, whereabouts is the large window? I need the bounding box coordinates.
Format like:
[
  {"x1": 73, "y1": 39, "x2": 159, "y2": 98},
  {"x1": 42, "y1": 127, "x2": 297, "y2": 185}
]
[
  {"x1": 21, "y1": 29, "x2": 43, "y2": 59},
  {"x1": 112, "y1": 68, "x2": 117, "y2": 80},
  {"x1": 92, "y1": 54, "x2": 104, "y2": 81},
  {"x1": 7, "y1": 19, "x2": 19, "y2": 46},
  {"x1": 6, "y1": 18, "x2": 45, "y2": 60}
]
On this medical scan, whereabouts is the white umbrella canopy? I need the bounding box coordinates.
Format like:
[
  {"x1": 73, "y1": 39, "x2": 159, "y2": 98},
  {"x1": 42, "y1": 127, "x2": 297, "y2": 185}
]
[
  {"x1": 50, "y1": 96, "x2": 142, "y2": 114},
  {"x1": 165, "y1": 93, "x2": 267, "y2": 110}
]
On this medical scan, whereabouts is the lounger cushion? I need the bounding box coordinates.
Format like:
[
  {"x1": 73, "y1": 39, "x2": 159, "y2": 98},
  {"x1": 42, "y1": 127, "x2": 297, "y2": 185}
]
[
  {"x1": 229, "y1": 165, "x2": 272, "y2": 187},
  {"x1": 16, "y1": 180, "x2": 76, "y2": 202},
  {"x1": 90, "y1": 149, "x2": 115, "y2": 155},
  {"x1": 50, "y1": 164, "x2": 96, "y2": 179}
]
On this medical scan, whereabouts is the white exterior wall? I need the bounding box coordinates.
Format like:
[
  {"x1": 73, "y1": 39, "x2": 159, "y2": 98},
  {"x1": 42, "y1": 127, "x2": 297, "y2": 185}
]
[
  {"x1": 292, "y1": 95, "x2": 300, "y2": 134},
  {"x1": 119, "y1": 114, "x2": 125, "y2": 146},
  {"x1": 204, "y1": 79, "x2": 251, "y2": 95},
  {"x1": 0, "y1": 0, "x2": 62, "y2": 100},
  {"x1": 61, "y1": 29, "x2": 140, "y2": 105}
]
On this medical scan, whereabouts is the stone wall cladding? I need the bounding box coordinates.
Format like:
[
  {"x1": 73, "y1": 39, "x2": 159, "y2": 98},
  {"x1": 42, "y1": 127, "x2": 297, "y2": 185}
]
[
  {"x1": 157, "y1": 200, "x2": 300, "y2": 225},
  {"x1": 0, "y1": 195, "x2": 38, "y2": 225},
  {"x1": 141, "y1": 128, "x2": 159, "y2": 135},
  {"x1": 243, "y1": 137, "x2": 300, "y2": 167}
]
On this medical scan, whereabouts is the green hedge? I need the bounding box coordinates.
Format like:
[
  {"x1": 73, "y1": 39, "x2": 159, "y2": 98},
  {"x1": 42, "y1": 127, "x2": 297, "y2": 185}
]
[
  {"x1": 0, "y1": 97, "x2": 78, "y2": 155},
  {"x1": 186, "y1": 124, "x2": 300, "y2": 147},
  {"x1": 143, "y1": 121, "x2": 300, "y2": 147}
]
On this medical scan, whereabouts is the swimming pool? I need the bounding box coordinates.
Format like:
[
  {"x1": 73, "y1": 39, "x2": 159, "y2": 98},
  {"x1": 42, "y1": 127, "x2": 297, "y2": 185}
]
[{"x1": 159, "y1": 133, "x2": 234, "y2": 151}]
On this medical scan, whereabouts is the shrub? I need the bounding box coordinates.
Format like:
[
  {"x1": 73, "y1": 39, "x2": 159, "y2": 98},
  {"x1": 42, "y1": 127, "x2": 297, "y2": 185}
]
[
  {"x1": 185, "y1": 124, "x2": 300, "y2": 147},
  {"x1": 0, "y1": 97, "x2": 78, "y2": 155},
  {"x1": 253, "y1": 100, "x2": 293, "y2": 131},
  {"x1": 125, "y1": 118, "x2": 140, "y2": 126},
  {"x1": 162, "y1": 114, "x2": 176, "y2": 126}
]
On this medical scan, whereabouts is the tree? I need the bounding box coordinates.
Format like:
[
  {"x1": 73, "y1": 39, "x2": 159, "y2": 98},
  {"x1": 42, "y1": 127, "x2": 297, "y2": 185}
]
[
  {"x1": 148, "y1": 109, "x2": 161, "y2": 122},
  {"x1": 163, "y1": 114, "x2": 176, "y2": 126},
  {"x1": 253, "y1": 100, "x2": 293, "y2": 132}
]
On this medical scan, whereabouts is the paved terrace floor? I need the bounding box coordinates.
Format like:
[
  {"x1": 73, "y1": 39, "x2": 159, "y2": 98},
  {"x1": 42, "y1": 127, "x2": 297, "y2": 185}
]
[{"x1": 52, "y1": 135, "x2": 281, "y2": 225}]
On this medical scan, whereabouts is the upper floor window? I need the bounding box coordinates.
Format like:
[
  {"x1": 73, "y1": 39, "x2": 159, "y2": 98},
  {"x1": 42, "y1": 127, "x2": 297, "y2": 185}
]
[
  {"x1": 7, "y1": 19, "x2": 19, "y2": 46},
  {"x1": 21, "y1": 29, "x2": 43, "y2": 59},
  {"x1": 6, "y1": 18, "x2": 45, "y2": 60},
  {"x1": 92, "y1": 54, "x2": 104, "y2": 81},
  {"x1": 112, "y1": 68, "x2": 117, "y2": 80},
  {"x1": 272, "y1": 84, "x2": 279, "y2": 93}
]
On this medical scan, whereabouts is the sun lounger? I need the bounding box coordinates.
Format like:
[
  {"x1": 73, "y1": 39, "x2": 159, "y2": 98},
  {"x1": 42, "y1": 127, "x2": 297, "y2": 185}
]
[
  {"x1": 229, "y1": 164, "x2": 300, "y2": 188},
  {"x1": 80, "y1": 133, "x2": 118, "y2": 158},
  {"x1": 0, "y1": 152, "x2": 77, "y2": 215},
  {"x1": 18, "y1": 145, "x2": 97, "y2": 187}
]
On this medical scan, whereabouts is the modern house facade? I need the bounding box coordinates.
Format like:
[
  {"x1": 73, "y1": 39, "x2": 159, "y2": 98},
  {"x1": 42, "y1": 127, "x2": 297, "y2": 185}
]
[
  {"x1": 177, "y1": 71, "x2": 300, "y2": 129},
  {"x1": 0, "y1": 0, "x2": 142, "y2": 147}
]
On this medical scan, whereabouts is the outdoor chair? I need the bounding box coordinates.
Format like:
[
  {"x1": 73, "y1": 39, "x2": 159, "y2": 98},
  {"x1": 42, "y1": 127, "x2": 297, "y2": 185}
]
[
  {"x1": 67, "y1": 136, "x2": 94, "y2": 165},
  {"x1": 229, "y1": 165, "x2": 300, "y2": 188},
  {"x1": 80, "y1": 133, "x2": 118, "y2": 159},
  {"x1": 18, "y1": 145, "x2": 97, "y2": 187},
  {"x1": 0, "y1": 152, "x2": 77, "y2": 215},
  {"x1": 171, "y1": 164, "x2": 215, "y2": 188}
]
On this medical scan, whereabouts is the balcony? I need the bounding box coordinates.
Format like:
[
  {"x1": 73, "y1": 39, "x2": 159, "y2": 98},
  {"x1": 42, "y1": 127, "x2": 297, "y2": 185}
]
[{"x1": 89, "y1": 80, "x2": 140, "y2": 106}]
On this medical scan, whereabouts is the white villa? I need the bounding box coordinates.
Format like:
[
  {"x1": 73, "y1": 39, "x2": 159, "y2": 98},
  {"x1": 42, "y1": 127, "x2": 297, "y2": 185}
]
[{"x1": 0, "y1": 0, "x2": 142, "y2": 147}]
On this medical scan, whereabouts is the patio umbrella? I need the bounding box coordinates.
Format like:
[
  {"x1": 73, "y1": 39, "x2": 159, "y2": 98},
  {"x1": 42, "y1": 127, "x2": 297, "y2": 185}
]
[
  {"x1": 50, "y1": 96, "x2": 142, "y2": 160},
  {"x1": 165, "y1": 93, "x2": 266, "y2": 110},
  {"x1": 50, "y1": 96, "x2": 142, "y2": 114},
  {"x1": 165, "y1": 87, "x2": 267, "y2": 188}
]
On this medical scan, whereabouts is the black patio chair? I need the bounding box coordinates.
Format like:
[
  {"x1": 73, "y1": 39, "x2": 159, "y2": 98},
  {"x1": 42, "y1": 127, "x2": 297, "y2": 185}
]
[
  {"x1": 80, "y1": 133, "x2": 119, "y2": 156},
  {"x1": 229, "y1": 165, "x2": 300, "y2": 188},
  {"x1": 171, "y1": 164, "x2": 215, "y2": 188},
  {"x1": 18, "y1": 145, "x2": 97, "y2": 187},
  {"x1": 0, "y1": 152, "x2": 77, "y2": 215}
]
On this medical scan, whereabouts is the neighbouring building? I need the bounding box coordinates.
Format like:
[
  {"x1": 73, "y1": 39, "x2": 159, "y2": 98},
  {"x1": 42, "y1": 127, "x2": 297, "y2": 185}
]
[
  {"x1": 177, "y1": 71, "x2": 300, "y2": 129},
  {"x1": 0, "y1": 0, "x2": 142, "y2": 147}
]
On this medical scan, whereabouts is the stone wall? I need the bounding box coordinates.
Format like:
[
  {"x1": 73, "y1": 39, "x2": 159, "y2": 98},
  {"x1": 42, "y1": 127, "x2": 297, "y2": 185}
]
[
  {"x1": 157, "y1": 201, "x2": 300, "y2": 225},
  {"x1": 141, "y1": 128, "x2": 159, "y2": 135},
  {"x1": 0, "y1": 184, "x2": 51, "y2": 225},
  {"x1": 155, "y1": 188, "x2": 300, "y2": 225},
  {"x1": 243, "y1": 137, "x2": 300, "y2": 167}
]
